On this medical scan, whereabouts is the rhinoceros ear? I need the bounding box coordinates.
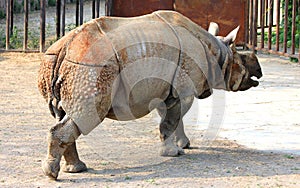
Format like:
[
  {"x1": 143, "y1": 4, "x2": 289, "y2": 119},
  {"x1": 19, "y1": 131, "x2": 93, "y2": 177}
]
[
  {"x1": 230, "y1": 43, "x2": 237, "y2": 53},
  {"x1": 208, "y1": 22, "x2": 219, "y2": 36},
  {"x1": 223, "y1": 26, "x2": 240, "y2": 45}
]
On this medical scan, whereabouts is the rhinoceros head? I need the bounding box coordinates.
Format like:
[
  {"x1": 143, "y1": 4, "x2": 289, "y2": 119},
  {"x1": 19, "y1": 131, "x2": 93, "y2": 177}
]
[
  {"x1": 229, "y1": 45, "x2": 263, "y2": 91},
  {"x1": 208, "y1": 22, "x2": 263, "y2": 92}
]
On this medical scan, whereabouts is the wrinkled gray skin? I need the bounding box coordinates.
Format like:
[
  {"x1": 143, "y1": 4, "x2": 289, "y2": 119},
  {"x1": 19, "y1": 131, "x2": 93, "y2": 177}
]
[{"x1": 39, "y1": 11, "x2": 262, "y2": 180}]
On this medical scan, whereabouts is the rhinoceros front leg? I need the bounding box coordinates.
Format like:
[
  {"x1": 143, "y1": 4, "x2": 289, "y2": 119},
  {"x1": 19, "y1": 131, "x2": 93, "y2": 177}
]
[
  {"x1": 174, "y1": 119, "x2": 190, "y2": 149},
  {"x1": 42, "y1": 116, "x2": 82, "y2": 180}
]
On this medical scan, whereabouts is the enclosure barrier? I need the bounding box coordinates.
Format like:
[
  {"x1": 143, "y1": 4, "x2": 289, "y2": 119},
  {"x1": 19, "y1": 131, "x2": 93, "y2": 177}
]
[
  {"x1": 3, "y1": 0, "x2": 102, "y2": 53},
  {"x1": 1, "y1": 0, "x2": 299, "y2": 61},
  {"x1": 247, "y1": 0, "x2": 299, "y2": 60}
]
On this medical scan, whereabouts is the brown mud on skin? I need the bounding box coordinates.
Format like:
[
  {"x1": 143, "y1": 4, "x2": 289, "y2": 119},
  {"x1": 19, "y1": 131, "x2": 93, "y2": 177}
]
[{"x1": 0, "y1": 52, "x2": 299, "y2": 187}]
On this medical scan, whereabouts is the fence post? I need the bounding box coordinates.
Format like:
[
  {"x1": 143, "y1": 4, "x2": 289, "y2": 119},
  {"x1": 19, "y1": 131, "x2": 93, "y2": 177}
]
[
  {"x1": 76, "y1": 0, "x2": 79, "y2": 26},
  {"x1": 80, "y1": 0, "x2": 84, "y2": 25},
  {"x1": 96, "y1": 0, "x2": 100, "y2": 17},
  {"x1": 275, "y1": 0, "x2": 280, "y2": 51},
  {"x1": 6, "y1": 0, "x2": 11, "y2": 50},
  {"x1": 245, "y1": 0, "x2": 249, "y2": 48},
  {"x1": 92, "y1": 0, "x2": 95, "y2": 19},
  {"x1": 24, "y1": 0, "x2": 29, "y2": 51},
  {"x1": 253, "y1": 0, "x2": 258, "y2": 52},
  {"x1": 40, "y1": 0, "x2": 46, "y2": 52},
  {"x1": 267, "y1": 0, "x2": 273, "y2": 50},
  {"x1": 291, "y1": 0, "x2": 296, "y2": 55},
  {"x1": 283, "y1": 0, "x2": 288, "y2": 53},
  {"x1": 62, "y1": 0, "x2": 66, "y2": 36},
  {"x1": 10, "y1": 0, "x2": 13, "y2": 35},
  {"x1": 260, "y1": 0, "x2": 265, "y2": 49},
  {"x1": 56, "y1": 0, "x2": 61, "y2": 40},
  {"x1": 249, "y1": 0, "x2": 253, "y2": 45},
  {"x1": 106, "y1": 0, "x2": 113, "y2": 16}
]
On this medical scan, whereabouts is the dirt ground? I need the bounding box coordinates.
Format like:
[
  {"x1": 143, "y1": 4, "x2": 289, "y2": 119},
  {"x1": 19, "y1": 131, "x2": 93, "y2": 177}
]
[{"x1": 0, "y1": 52, "x2": 299, "y2": 188}]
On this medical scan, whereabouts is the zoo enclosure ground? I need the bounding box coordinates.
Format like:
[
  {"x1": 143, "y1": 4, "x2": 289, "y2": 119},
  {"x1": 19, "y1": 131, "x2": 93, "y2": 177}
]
[{"x1": 0, "y1": 52, "x2": 299, "y2": 187}]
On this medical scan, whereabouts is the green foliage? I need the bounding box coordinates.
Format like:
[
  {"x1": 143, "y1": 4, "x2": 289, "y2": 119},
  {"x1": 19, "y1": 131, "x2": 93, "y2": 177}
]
[
  {"x1": 0, "y1": 27, "x2": 5, "y2": 48},
  {"x1": 264, "y1": 0, "x2": 300, "y2": 48},
  {"x1": 284, "y1": 154, "x2": 295, "y2": 159},
  {"x1": 0, "y1": 26, "x2": 40, "y2": 49},
  {"x1": 0, "y1": 10, "x2": 5, "y2": 19},
  {"x1": 48, "y1": 0, "x2": 56, "y2": 6},
  {"x1": 290, "y1": 57, "x2": 299, "y2": 63},
  {"x1": 66, "y1": 23, "x2": 77, "y2": 31},
  {"x1": 10, "y1": 26, "x2": 23, "y2": 49},
  {"x1": 30, "y1": 0, "x2": 40, "y2": 11},
  {"x1": 13, "y1": 0, "x2": 23, "y2": 13},
  {"x1": 28, "y1": 30, "x2": 39, "y2": 49}
]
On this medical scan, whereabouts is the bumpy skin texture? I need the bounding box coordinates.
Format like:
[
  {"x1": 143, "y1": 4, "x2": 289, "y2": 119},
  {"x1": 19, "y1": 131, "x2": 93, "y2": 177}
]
[{"x1": 38, "y1": 10, "x2": 262, "y2": 180}]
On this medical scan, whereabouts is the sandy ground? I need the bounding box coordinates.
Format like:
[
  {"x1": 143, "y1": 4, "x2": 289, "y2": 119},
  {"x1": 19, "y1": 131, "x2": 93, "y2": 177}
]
[{"x1": 0, "y1": 52, "x2": 299, "y2": 188}]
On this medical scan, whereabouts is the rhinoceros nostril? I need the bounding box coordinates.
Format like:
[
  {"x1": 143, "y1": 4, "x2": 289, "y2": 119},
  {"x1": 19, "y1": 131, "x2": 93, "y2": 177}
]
[{"x1": 256, "y1": 69, "x2": 263, "y2": 79}]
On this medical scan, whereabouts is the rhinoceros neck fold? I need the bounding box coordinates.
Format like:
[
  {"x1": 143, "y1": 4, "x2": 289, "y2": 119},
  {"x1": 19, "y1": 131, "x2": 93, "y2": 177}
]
[{"x1": 154, "y1": 10, "x2": 231, "y2": 94}]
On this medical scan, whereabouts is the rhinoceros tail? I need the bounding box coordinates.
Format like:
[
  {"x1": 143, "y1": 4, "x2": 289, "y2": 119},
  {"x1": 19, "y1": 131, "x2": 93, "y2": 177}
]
[{"x1": 38, "y1": 30, "x2": 77, "y2": 119}]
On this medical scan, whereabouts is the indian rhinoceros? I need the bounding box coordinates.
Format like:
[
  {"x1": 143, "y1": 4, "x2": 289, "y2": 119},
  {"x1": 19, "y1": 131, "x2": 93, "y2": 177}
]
[{"x1": 38, "y1": 10, "x2": 262, "y2": 179}]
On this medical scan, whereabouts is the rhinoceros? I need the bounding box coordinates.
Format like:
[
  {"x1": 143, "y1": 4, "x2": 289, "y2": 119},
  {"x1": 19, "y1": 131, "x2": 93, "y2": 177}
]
[{"x1": 38, "y1": 10, "x2": 262, "y2": 179}]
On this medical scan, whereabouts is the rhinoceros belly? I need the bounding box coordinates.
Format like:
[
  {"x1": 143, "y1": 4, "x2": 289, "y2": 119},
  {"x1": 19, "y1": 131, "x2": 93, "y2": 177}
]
[{"x1": 106, "y1": 77, "x2": 171, "y2": 121}]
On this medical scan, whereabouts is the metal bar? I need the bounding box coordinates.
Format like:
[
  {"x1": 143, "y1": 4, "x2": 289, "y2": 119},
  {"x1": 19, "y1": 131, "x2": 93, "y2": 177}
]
[
  {"x1": 10, "y1": 0, "x2": 13, "y2": 35},
  {"x1": 253, "y1": 0, "x2": 258, "y2": 52},
  {"x1": 283, "y1": 0, "x2": 289, "y2": 53},
  {"x1": 76, "y1": 0, "x2": 79, "y2": 26},
  {"x1": 40, "y1": 0, "x2": 46, "y2": 52},
  {"x1": 261, "y1": 0, "x2": 265, "y2": 49},
  {"x1": 106, "y1": 0, "x2": 113, "y2": 16},
  {"x1": 6, "y1": 0, "x2": 11, "y2": 50},
  {"x1": 80, "y1": 0, "x2": 84, "y2": 25},
  {"x1": 62, "y1": 0, "x2": 66, "y2": 36},
  {"x1": 92, "y1": 0, "x2": 96, "y2": 19},
  {"x1": 56, "y1": 0, "x2": 61, "y2": 39},
  {"x1": 24, "y1": 0, "x2": 29, "y2": 51},
  {"x1": 275, "y1": 0, "x2": 280, "y2": 51},
  {"x1": 265, "y1": 0, "x2": 268, "y2": 27},
  {"x1": 267, "y1": 0, "x2": 273, "y2": 50},
  {"x1": 96, "y1": 0, "x2": 100, "y2": 17},
  {"x1": 245, "y1": 0, "x2": 249, "y2": 46},
  {"x1": 291, "y1": 0, "x2": 296, "y2": 54},
  {"x1": 249, "y1": 0, "x2": 253, "y2": 45}
]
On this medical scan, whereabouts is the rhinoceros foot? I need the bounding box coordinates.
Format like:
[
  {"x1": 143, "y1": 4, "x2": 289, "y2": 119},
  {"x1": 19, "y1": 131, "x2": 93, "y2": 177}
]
[
  {"x1": 42, "y1": 158, "x2": 60, "y2": 180},
  {"x1": 176, "y1": 138, "x2": 191, "y2": 149},
  {"x1": 159, "y1": 145, "x2": 185, "y2": 157},
  {"x1": 159, "y1": 138, "x2": 185, "y2": 157},
  {"x1": 62, "y1": 160, "x2": 87, "y2": 173}
]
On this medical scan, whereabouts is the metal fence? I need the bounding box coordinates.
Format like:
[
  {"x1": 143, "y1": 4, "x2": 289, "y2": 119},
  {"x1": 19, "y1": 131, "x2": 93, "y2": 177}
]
[
  {"x1": 3, "y1": 0, "x2": 104, "y2": 52},
  {"x1": 1, "y1": 0, "x2": 299, "y2": 61},
  {"x1": 247, "y1": 0, "x2": 299, "y2": 60}
]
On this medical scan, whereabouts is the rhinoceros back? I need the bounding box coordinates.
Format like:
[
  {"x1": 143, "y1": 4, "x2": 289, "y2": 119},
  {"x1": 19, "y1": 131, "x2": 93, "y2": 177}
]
[
  {"x1": 39, "y1": 11, "x2": 220, "y2": 135},
  {"x1": 40, "y1": 12, "x2": 182, "y2": 134}
]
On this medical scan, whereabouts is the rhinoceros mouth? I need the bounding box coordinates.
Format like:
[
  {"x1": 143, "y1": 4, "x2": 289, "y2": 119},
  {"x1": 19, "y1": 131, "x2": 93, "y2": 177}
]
[
  {"x1": 250, "y1": 76, "x2": 259, "y2": 87},
  {"x1": 238, "y1": 72, "x2": 262, "y2": 91},
  {"x1": 248, "y1": 68, "x2": 263, "y2": 87}
]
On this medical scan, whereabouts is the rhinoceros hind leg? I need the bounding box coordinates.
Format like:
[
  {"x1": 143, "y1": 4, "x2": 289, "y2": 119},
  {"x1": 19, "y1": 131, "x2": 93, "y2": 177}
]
[
  {"x1": 62, "y1": 142, "x2": 87, "y2": 173},
  {"x1": 174, "y1": 120, "x2": 191, "y2": 149},
  {"x1": 42, "y1": 116, "x2": 80, "y2": 180},
  {"x1": 158, "y1": 97, "x2": 186, "y2": 157}
]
